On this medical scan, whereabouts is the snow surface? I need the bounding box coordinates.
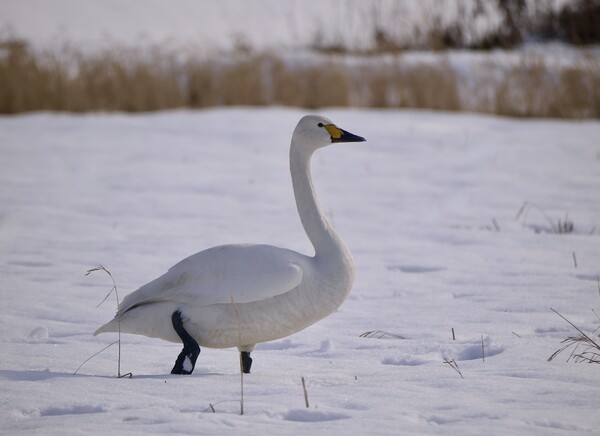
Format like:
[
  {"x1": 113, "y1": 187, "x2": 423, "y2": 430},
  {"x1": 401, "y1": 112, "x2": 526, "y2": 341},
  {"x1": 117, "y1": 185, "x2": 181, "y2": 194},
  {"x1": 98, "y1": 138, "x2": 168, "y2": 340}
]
[{"x1": 1, "y1": 108, "x2": 599, "y2": 434}]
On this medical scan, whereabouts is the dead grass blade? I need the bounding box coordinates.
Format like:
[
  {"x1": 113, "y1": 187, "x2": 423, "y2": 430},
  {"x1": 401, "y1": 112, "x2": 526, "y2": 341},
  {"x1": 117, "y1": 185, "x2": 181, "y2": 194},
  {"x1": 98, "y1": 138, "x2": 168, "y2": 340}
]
[
  {"x1": 516, "y1": 202, "x2": 576, "y2": 234},
  {"x1": 547, "y1": 308, "x2": 600, "y2": 364},
  {"x1": 481, "y1": 335, "x2": 485, "y2": 362},
  {"x1": 230, "y1": 296, "x2": 244, "y2": 416},
  {"x1": 86, "y1": 265, "x2": 120, "y2": 308},
  {"x1": 359, "y1": 330, "x2": 406, "y2": 339},
  {"x1": 301, "y1": 376, "x2": 309, "y2": 408},
  {"x1": 74, "y1": 340, "x2": 119, "y2": 375},
  {"x1": 443, "y1": 358, "x2": 464, "y2": 379},
  {"x1": 83, "y1": 266, "x2": 131, "y2": 378}
]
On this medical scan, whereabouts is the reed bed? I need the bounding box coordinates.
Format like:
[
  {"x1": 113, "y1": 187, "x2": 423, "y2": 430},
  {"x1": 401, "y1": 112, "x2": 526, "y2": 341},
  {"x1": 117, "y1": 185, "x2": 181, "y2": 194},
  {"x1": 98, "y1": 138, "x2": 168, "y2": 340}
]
[{"x1": 1, "y1": 38, "x2": 599, "y2": 118}]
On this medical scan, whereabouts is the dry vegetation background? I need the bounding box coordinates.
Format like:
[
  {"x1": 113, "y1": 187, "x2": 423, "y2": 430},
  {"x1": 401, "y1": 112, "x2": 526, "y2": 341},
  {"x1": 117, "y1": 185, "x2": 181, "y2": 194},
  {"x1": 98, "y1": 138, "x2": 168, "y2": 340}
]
[{"x1": 1, "y1": 0, "x2": 599, "y2": 118}]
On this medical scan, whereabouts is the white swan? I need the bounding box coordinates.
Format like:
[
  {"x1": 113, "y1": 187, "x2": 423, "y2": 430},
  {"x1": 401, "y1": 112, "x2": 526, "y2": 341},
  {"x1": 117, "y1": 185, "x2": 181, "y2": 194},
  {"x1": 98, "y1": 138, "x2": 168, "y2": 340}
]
[{"x1": 95, "y1": 115, "x2": 366, "y2": 374}]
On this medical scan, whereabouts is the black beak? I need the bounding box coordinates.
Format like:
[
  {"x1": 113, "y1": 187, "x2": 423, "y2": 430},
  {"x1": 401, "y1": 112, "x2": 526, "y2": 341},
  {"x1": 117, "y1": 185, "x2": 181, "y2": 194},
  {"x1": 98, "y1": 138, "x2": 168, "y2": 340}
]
[{"x1": 332, "y1": 129, "x2": 366, "y2": 143}]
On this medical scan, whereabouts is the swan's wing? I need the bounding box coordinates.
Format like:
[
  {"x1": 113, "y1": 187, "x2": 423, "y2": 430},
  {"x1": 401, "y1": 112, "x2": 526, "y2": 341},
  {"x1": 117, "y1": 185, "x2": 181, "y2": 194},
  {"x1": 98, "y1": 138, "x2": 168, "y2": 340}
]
[{"x1": 117, "y1": 244, "x2": 305, "y2": 315}]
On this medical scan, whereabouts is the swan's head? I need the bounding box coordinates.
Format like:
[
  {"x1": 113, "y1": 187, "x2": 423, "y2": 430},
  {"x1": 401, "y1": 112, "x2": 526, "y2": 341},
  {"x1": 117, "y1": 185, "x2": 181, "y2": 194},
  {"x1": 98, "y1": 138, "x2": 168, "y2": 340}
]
[{"x1": 292, "y1": 115, "x2": 366, "y2": 152}]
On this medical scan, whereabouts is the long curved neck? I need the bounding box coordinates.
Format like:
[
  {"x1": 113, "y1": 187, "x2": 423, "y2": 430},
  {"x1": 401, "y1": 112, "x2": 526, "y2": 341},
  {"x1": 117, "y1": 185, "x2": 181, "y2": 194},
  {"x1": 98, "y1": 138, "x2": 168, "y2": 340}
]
[{"x1": 289, "y1": 144, "x2": 350, "y2": 261}]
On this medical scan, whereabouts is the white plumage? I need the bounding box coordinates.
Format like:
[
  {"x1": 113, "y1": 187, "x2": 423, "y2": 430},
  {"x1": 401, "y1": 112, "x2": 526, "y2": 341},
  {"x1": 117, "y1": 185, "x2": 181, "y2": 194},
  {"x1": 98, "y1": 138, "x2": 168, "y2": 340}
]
[{"x1": 95, "y1": 115, "x2": 365, "y2": 372}]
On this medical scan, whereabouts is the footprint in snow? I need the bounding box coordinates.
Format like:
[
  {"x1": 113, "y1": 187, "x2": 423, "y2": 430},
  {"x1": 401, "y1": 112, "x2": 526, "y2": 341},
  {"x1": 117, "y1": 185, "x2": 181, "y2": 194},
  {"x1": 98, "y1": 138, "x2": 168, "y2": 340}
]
[
  {"x1": 283, "y1": 409, "x2": 350, "y2": 422},
  {"x1": 386, "y1": 265, "x2": 445, "y2": 274},
  {"x1": 381, "y1": 338, "x2": 505, "y2": 365},
  {"x1": 41, "y1": 405, "x2": 106, "y2": 416},
  {"x1": 28, "y1": 326, "x2": 48, "y2": 341}
]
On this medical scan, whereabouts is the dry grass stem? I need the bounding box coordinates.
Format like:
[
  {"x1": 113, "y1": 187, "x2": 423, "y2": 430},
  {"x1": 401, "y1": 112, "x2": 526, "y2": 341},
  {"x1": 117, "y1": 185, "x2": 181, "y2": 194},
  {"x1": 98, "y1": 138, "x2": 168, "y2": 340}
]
[
  {"x1": 73, "y1": 340, "x2": 119, "y2": 375},
  {"x1": 481, "y1": 335, "x2": 485, "y2": 362},
  {"x1": 548, "y1": 308, "x2": 600, "y2": 364},
  {"x1": 359, "y1": 330, "x2": 406, "y2": 340},
  {"x1": 86, "y1": 265, "x2": 120, "y2": 308},
  {"x1": 83, "y1": 265, "x2": 131, "y2": 378},
  {"x1": 443, "y1": 358, "x2": 464, "y2": 379},
  {"x1": 516, "y1": 202, "x2": 575, "y2": 234},
  {"x1": 301, "y1": 376, "x2": 309, "y2": 408},
  {"x1": 230, "y1": 296, "x2": 244, "y2": 416}
]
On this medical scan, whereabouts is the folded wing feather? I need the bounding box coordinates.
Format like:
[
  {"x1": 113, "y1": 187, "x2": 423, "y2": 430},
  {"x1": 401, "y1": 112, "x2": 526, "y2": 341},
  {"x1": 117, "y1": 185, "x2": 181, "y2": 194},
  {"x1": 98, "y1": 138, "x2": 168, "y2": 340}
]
[{"x1": 116, "y1": 244, "x2": 305, "y2": 315}]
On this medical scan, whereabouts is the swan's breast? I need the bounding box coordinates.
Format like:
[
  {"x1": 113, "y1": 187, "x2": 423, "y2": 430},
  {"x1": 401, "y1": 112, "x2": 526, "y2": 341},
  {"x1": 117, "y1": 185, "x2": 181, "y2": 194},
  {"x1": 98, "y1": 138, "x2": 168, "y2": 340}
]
[{"x1": 185, "y1": 255, "x2": 354, "y2": 348}]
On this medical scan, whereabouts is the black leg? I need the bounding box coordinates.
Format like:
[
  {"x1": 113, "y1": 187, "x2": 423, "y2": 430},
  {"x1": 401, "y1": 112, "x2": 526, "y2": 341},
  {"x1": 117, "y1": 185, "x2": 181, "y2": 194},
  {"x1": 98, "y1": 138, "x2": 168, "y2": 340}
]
[
  {"x1": 170, "y1": 310, "x2": 200, "y2": 375},
  {"x1": 241, "y1": 351, "x2": 252, "y2": 374}
]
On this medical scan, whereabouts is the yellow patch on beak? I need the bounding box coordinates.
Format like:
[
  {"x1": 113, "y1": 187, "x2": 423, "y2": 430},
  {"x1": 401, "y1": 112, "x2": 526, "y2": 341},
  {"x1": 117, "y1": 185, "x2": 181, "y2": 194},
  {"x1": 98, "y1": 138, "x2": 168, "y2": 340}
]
[{"x1": 323, "y1": 124, "x2": 343, "y2": 140}]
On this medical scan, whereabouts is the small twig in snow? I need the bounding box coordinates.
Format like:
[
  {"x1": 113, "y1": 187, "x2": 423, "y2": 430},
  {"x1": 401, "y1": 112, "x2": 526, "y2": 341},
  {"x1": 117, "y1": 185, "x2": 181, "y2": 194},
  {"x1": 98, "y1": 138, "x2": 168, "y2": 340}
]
[
  {"x1": 230, "y1": 296, "x2": 244, "y2": 416},
  {"x1": 86, "y1": 265, "x2": 120, "y2": 308},
  {"x1": 81, "y1": 266, "x2": 131, "y2": 378},
  {"x1": 516, "y1": 202, "x2": 575, "y2": 234},
  {"x1": 548, "y1": 308, "x2": 600, "y2": 364},
  {"x1": 74, "y1": 340, "x2": 119, "y2": 375},
  {"x1": 359, "y1": 330, "x2": 406, "y2": 339},
  {"x1": 301, "y1": 376, "x2": 310, "y2": 408},
  {"x1": 516, "y1": 201, "x2": 558, "y2": 233},
  {"x1": 443, "y1": 358, "x2": 463, "y2": 379},
  {"x1": 492, "y1": 219, "x2": 501, "y2": 232},
  {"x1": 481, "y1": 335, "x2": 485, "y2": 362}
]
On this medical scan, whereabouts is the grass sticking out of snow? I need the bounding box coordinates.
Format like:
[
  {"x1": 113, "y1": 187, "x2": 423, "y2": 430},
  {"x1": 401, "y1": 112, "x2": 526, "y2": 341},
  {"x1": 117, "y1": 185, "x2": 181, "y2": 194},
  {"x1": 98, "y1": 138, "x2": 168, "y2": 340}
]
[
  {"x1": 548, "y1": 308, "x2": 600, "y2": 364},
  {"x1": 1, "y1": 38, "x2": 599, "y2": 118}
]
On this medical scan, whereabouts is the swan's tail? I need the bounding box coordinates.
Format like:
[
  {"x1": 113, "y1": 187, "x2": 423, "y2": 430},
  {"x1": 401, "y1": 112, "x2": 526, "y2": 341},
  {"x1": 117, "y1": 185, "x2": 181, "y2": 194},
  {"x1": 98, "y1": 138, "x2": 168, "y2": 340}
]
[
  {"x1": 93, "y1": 302, "x2": 182, "y2": 343},
  {"x1": 94, "y1": 319, "x2": 120, "y2": 336}
]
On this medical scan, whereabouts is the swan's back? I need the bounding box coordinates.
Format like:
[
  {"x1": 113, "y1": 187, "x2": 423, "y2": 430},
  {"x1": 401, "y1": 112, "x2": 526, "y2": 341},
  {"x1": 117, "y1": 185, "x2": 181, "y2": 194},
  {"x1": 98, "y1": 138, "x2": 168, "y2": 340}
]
[{"x1": 116, "y1": 244, "x2": 306, "y2": 316}]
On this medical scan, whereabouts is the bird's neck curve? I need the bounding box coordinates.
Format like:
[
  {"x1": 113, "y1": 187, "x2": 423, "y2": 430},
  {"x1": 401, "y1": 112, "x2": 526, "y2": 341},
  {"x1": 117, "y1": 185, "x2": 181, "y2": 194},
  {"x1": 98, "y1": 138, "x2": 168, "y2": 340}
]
[{"x1": 289, "y1": 143, "x2": 353, "y2": 268}]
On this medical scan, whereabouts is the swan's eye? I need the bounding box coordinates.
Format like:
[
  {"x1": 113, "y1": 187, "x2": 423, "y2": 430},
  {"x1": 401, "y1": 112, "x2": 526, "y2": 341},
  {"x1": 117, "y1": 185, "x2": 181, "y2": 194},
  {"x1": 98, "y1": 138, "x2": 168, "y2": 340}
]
[{"x1": 317, "y1": 123, "x2": 324, "y2": 128}]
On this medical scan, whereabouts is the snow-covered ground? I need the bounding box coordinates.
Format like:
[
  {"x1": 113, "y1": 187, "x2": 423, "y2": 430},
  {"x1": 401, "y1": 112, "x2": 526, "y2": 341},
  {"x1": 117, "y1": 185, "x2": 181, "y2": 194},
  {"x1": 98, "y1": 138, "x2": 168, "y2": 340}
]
[{"x1": 1, "y1": 108, "x2": 599, "y2": 434}]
